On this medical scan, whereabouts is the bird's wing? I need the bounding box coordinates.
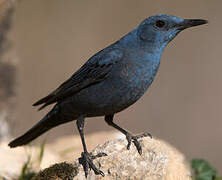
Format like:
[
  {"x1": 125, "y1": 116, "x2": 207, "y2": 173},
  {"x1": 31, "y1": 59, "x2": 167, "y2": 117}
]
[{"x1": 33, "y1": 48, "x2": 123, "y2": 110}]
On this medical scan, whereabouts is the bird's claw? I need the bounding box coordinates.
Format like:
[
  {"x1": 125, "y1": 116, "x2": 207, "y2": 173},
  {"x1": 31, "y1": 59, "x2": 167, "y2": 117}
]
[
  {"x1": 79, "y1": 151, "x2": 107, "y2": 177},
  {"x1": 125, "y1": 132, "x2": 152, "y2": 155}
]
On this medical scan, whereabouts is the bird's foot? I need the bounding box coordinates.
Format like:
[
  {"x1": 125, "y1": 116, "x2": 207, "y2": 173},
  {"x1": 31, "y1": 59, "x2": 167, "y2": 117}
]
[
  {"x1": 126, "y1": 132, "x2": 152, "y2": 155},
  {"x1": 78, "y1": 151, "x2": 107, "y2": 177}
]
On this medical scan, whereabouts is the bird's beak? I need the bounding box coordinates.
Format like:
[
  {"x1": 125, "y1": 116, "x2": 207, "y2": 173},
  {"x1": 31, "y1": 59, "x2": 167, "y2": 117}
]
[{"x1": 176, "y1": 19, "x2": 208, "y2": 30}]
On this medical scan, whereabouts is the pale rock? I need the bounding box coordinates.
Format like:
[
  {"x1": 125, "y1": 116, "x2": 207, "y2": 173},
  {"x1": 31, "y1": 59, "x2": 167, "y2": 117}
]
[{"x1": 34, "y1": 136, "x2": 191, "y2": 180}]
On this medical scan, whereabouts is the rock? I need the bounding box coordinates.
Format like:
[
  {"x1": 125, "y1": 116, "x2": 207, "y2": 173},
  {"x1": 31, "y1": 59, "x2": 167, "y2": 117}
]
[{"x1": 34, "y1": 136, "x2": 191, "y2": 180}]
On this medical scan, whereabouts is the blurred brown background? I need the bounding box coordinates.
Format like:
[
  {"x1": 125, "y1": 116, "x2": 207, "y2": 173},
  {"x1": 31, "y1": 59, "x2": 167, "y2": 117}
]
[{"x1": 10, "y1": 0, "x2": 222, "y2": 173}]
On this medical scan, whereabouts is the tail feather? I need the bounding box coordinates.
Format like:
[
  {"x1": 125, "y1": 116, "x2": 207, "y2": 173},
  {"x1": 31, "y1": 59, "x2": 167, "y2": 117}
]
[
  {"x1": 8, "y1": 106, "x2": 70, "y2": 148},
  {"x1": 8, "y1": 120, "x2": 51, "y2": 147},
  {"x1": 32, "y1": 94, "x2": 54, "y2": 106}
]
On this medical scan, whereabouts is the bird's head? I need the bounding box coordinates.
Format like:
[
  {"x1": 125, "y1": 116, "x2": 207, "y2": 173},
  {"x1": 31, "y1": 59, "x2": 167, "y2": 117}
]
[{"x1": 137, "y1": 14, "x2": 207, "y2": 52}]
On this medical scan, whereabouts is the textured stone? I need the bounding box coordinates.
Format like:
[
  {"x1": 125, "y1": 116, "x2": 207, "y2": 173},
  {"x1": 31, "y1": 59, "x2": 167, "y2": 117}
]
[{"x1": 34, "y1": 136, "x2": 191, "y2": 180}]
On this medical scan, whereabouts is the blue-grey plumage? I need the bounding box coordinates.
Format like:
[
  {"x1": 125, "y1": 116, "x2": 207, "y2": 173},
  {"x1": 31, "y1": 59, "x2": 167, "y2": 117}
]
[{"x1": 9, "y1": 14, "x2": 207, "y2": 177}]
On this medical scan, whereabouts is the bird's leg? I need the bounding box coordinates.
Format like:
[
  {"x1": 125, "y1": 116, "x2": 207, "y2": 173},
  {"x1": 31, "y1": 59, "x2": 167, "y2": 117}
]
[
  {"x1": 76, "y1": 116, "x2": 106, "y2": 177},
  {"x1": 105, "y1": 115, "x2": 152, "y2": 155}
]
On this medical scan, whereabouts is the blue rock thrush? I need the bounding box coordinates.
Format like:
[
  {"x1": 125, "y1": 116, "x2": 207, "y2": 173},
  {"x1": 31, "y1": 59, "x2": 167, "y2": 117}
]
[{"x1": 9, "y1": 14, "x2": 207, "y2": 177}]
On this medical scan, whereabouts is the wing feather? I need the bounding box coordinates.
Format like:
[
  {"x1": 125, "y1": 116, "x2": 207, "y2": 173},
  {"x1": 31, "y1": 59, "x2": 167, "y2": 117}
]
[{"x1": 33, "y1": 48, "x2": 123, "y2": 110}]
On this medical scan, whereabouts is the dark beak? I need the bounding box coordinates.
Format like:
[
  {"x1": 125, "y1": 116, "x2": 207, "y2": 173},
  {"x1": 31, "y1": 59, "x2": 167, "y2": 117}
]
[{"x1": 177, "y1": 19, "x2": 208, "y2": 30}]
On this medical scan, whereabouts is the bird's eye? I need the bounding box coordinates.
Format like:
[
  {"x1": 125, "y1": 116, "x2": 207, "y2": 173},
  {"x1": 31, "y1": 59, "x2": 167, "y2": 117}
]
[{"x1": 155, "y1": 20, "x2": 165, "y2": 28}]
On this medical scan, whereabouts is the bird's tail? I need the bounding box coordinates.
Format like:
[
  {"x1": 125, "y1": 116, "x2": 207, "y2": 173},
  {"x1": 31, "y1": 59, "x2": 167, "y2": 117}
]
[{"x1": 8, "y1": 106, "x2": 71, "y2": 148}]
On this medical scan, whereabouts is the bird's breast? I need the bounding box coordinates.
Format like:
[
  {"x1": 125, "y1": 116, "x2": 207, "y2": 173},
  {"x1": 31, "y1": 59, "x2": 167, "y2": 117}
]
[{"x1": 118, "y1": 57, "x2": 160, "y2": 98}]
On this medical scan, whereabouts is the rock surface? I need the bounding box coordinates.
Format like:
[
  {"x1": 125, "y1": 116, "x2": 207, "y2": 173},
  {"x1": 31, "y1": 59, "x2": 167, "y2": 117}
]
[{"x1": 34, "y1": 136, "x2": 191, "y2": 180}]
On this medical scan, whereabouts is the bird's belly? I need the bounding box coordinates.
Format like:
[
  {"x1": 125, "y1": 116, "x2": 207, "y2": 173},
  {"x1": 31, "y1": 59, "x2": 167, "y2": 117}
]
[{"x1": 69, "y1": 68, "x2": 155, "y2": 117}]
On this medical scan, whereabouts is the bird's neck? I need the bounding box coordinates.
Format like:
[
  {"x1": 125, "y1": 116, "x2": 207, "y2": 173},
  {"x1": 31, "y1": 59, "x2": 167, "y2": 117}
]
[
  {"x1": 119, "y1": 28, "x2": 166, "y2": 57},
  {"x1": 119, "y1": 29, "x2": 139, "y2": 50}
]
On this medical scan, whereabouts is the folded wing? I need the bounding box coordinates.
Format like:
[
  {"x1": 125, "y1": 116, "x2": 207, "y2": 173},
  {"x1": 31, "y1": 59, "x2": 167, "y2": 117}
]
[{"x1": 33, "y1": 48, "x2": 123, "y2": 110}]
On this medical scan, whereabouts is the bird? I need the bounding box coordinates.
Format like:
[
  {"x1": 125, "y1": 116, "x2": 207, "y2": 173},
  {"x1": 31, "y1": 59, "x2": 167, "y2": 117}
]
[{"x1": 9, "y1": 14, "x2": 207, "y2": 177}]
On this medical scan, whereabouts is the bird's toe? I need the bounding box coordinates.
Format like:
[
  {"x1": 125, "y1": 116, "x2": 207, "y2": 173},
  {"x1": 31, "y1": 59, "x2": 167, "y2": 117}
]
[
  {"x1": 125, "y1": 132, "x2": 152, "y2": 155},
  {"x1": 79, "y1": 151, "x2": 105, "y2": 177}
]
